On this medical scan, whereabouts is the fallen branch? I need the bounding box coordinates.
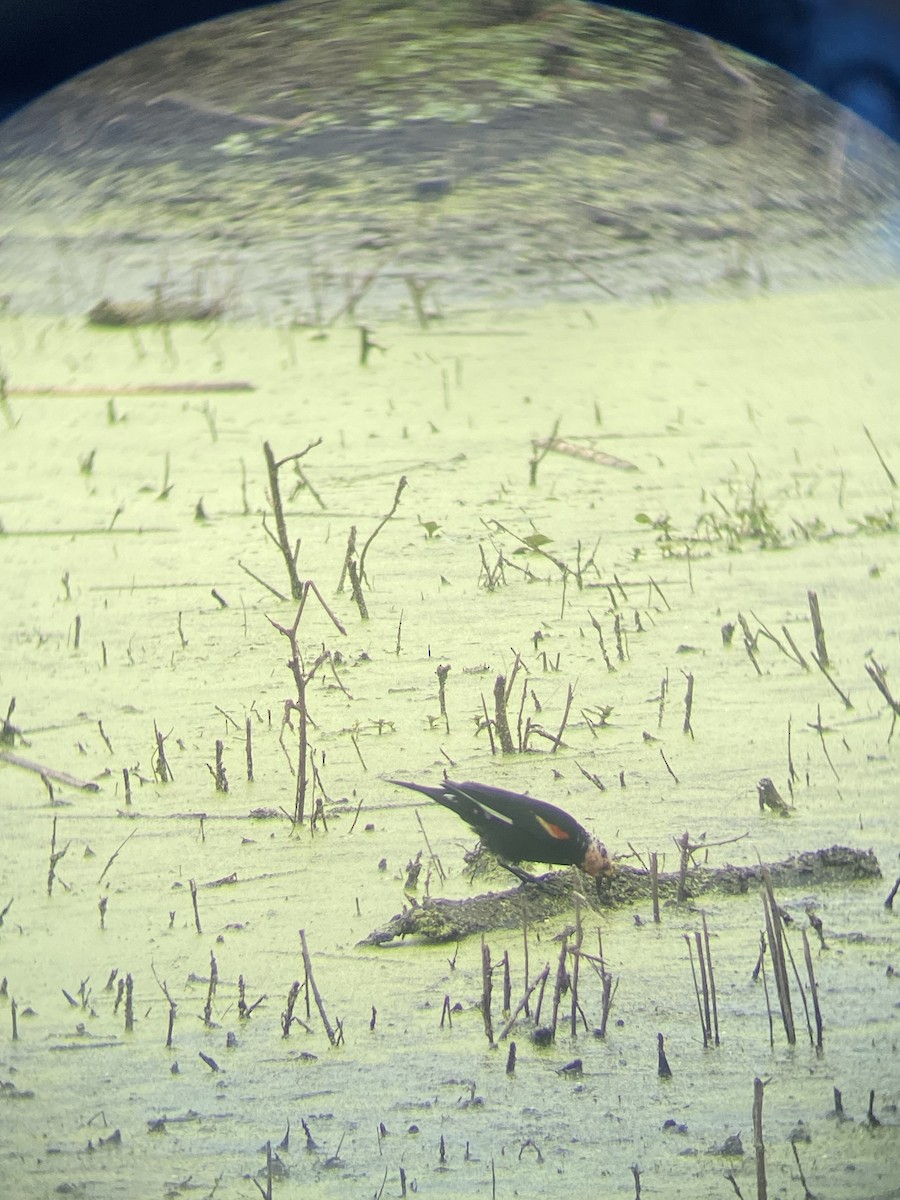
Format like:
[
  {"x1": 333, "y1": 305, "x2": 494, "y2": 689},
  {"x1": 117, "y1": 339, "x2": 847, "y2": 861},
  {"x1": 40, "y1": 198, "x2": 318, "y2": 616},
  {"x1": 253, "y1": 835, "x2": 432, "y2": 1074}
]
[
  {"x1": 0, "y1": 751, "x2": 100, "y2": 791},
  {"x1": 360, "y1": 846, "x2": 880, "y2": 945},
  {"x1": 9, "y1": 382, "x2": 255, "y2": 395},
  {"x1": 532, "y1": 437, "x2": 638, "y2": 472}
]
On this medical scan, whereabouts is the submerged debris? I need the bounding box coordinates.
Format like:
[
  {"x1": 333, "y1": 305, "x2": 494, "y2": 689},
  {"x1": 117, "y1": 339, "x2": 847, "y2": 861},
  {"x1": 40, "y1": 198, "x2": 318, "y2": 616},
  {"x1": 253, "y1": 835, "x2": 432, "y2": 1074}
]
[{"x1": 88, "y1": 297, "x2": 224, "y2": 326}]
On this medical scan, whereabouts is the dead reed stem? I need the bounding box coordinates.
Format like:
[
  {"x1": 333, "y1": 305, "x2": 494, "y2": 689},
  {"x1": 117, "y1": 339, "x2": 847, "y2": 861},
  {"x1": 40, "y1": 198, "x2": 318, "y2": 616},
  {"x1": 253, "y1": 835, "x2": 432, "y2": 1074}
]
[
  {"x1": 263, "y1": 440, "x2": 321, "y2": 599},
  {"x1": 436, "y1": 664, "x2": 451, "y2": 734},
  {"x1": 752, "y1": 1077, "x2": 767, "y2": 1200},
  {"x1": 801, "y1": 929, "x2": 823, "y2": 1051},
  {"x1": 550, "y1": 936, "x2": 568, "y2": 1038},
  {"x1": 807, "y1": 590, "x2": 828, "y2": 666},
  {"x1": 657, "y1": 1032, "x2": 672, "y2": 1078},
  {"x1": 682, "y1": 671, "x2": 694, "y2": 736},
  {"x1": 153, "y1": 970, "x2": 177, "y2": 1048},
  {"x1": 702, "y1": 913, "x2": 720, "y2": 1045},
  {"x1": 493, "y1": 674, "x2": 515, "y2": 753},
  {"x1": 570, "y1": 899, "x2": 583, "y2": 1037},
  {"x1": 153, "y1": 720, "x2": 172, "y2": 782},
  {"x1": 498, "y1": 965, "x2": 550, "y2": 1041},
  {"x1": 685, "y1": 934, "x2": 708, "y2": 1047},
  {"x1": 481, "y1": 940, "x2": 494, "y2": 1044},
  {"x1": 204, "y1": 951, "x2": 218, "y2": 1026},
  {"x1": 761, "y1": 873, "x2": 795, "y2": 1044},
  {"x1": 47, "y1": 816, "x2": 69, "y2": 897},
  {"x1": 124, "y1": 973, "x2": 134, "y2": 1033},
  {"x1": 299, "y1": 928, "x2": 337, "y2": 1044},
  {"x1": 358, "y1": 476, "x2": 408, "y2": 585},
  {"x1": 245, "y1": 716, "x2": 254, "y2": 782},
  {"x1": 189, "y1": 879, "x2": 202, "y2": 934}
]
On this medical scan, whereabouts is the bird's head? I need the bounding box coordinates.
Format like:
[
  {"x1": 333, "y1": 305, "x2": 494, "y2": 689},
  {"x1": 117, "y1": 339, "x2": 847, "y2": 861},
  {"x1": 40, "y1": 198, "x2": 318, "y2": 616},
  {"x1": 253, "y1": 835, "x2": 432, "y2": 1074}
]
[{"x1": 582, "y1": 837, "x2": 615, "y2": 880}]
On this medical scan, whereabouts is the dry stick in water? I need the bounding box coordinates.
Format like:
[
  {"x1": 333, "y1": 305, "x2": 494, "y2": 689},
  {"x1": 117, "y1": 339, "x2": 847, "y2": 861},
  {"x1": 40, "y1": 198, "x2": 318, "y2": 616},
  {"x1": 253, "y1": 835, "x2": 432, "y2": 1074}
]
[
  {"x1": 631, "y1": 1165, "x2": 642, "y2": 1199},
  {"x1": 498, "y1": 965, "x2": 550, "y2": 1040},
  {"x1": 493, "y1": 675, "x2": 515, "y2": 753},
  {"x1": 263, "y1": 439, "x2": 322, "y2": 600},
  {"x1": 299, "y1": 929, "x2": 337, "y2": 1045},
  {"x1": 695, "y1": 930, "x2": 714, "y2": 1045},
  {"x1": 282, "y1": 980, "x2": 300, "y2": 1037},
  {"x1": 865, "y1": 658, "x2": 900, "y2": 735},
  {"x1": 416, "y1": 810, "x2": 446, "y2": 883},
  {"x1": 98, "y1": 829, "x2": 136, "y2": 885},
  {"x1": 124, "y1": 973, "x2": 134, "y2": 1033},
  {"x1": 347, "y1": 557, "x2": 368, "y2": 619},
  {"x1": 657, "y1": 1032, "x2": 672, "y2": 1078},
  {"x1": 757, "y1": 932, "x2": 775, "y2": 1047},
  {"x1": 481, "y1": 940, "x2": 493, "y2": 1044},
  {"x1": 245, "y1": 717, "x2": 254, "y2": 782},
  {"x1": 685, "y1": 934, "x2": 709, "y2": 1047},
  {"x1": 675, "y1": 831, "x2": 692, "y2": 901},
  {"x1": 550, "y1": 936, "x2": 569, "y2": 1038},
  {"x1": 761, "y1": 873, "x2": 795, "y2": 1044},
  {"x1": 552, "y1": 683, "x2": 575, "y2": 754},
  {"x1": 790, "y1": 1137, "x2": 816, "y2": 1200},
  {"x1": 650, "y1": 852, "x2": 661, "y2": 924},
  {"x1": 597, "y1": 965, "x2": 617, "y2": 1039},
  {"x1": 809, "y1": 703, "x2": 840, "y2": 780},
  {"x1": 682, "y1": 671, "x2": 694, "y2": 737},
  {"x1": 269, "y1": 595, "x2": 346, "y2": 822},
  {"x1": 11, "y1": 380, "x2": 254, "y2": 396},
  {"x1": 702, "y1": 913, "x2": 720, "y2": 1045},
  {"x1": 528, "y1": 417, "x2": 561, "y2": 486},
  {"x1": 154, "y1": 721, "x2": 172, "y2": 782},
  {"x1": 480, "y1": 693, "x2": 497, "y2": 755},
  {"x1": 204, "y1": 951, "x2": 218, "y2": 1026},
  {"x1": 807, "y1": 590, "x2": 828, "y2": 666},
  {"x1": 212, "y1": 740, "x2": 228, "y2": 792},
  {"x1": 862, "y1": 424, "x2": 897, "y2": 487},
  {"x1": 358, "y1": 475, "x2": 408, "y2": 586},
  {"x1": 782, "y1": 925, "x2": 816, "y2": 1047},
  {"x1": 801, "y1": 929, "x2": 824, "y2": 1051},
  {"x1": 0, "y1": 750, "x2": 100, "y2": 792},
  {"x1": 436, "y1": 664, "x2": 451, "y2": 734},
  {"x1": 589, "y1": 611, "x2": 615, "y2": 673},
  {"x1": 752, "y1": 1077, "x2": 768, "y2": 1200},
  {"x1": 152, "y1": 967, "x2": 178, "y2": 1048},
  {"x1": 737, "y1": 612, "x2": 762, "y2": 676},
  {"x1": 660, "y1": 748, "x2": 679, "y2": 784},
  {"x1": 570, "y1": 899, "x2": 584, "y2": 1037},
  {"x1": 811, "y1": 652, "x2": 852, "y2": 709},
  {"x1": 47, "y1": 816, "x2": 69, "y2": 897},
  {"x1": 189, "y1": 879, "x2": 202, "y2": 934}
]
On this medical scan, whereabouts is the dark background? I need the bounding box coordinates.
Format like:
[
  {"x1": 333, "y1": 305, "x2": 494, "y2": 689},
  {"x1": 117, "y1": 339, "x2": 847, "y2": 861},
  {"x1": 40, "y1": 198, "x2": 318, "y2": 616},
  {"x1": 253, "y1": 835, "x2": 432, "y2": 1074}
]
[{"x1": 1, "y1": 0, "x2": 899, "y2": 140}]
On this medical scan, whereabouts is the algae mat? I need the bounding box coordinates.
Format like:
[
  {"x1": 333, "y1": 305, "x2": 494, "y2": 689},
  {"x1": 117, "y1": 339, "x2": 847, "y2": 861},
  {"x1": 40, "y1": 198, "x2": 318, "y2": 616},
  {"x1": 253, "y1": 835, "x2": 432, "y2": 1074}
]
[
  {"x1": 1, "y1": 284, "x2": 899, "y2": 1198},
  {"x1": 1, "y1": 0, "x2": 899, "y2": 1195}
]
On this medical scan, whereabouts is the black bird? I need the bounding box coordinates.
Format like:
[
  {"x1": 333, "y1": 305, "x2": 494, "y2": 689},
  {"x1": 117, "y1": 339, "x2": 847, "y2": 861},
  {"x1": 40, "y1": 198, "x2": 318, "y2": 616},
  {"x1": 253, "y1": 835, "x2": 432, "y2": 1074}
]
[{"x1": 390, "y1": 779, "x2": 613, "y2": 879}]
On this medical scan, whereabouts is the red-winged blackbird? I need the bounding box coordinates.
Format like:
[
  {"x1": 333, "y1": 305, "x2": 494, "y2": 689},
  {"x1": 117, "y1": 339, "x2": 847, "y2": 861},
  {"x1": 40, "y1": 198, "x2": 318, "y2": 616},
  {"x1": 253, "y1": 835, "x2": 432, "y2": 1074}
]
[{"x1": 390, "y1": 779, "x2": 613, "y2": 879}]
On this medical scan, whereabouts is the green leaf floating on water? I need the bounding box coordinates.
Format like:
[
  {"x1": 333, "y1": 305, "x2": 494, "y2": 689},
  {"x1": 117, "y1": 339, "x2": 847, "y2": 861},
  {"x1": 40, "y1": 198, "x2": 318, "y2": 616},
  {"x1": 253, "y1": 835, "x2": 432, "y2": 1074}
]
[{"x1": 519, "y1": 532, "x2": 552, "y2": 550}]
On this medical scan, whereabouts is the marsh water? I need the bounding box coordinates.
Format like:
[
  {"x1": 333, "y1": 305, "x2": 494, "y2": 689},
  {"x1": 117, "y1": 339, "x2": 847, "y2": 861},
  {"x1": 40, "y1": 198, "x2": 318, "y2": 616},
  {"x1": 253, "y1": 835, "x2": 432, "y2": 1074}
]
[{"x1": 1, "y1": 3, "x2": 899, "y2": 1197}]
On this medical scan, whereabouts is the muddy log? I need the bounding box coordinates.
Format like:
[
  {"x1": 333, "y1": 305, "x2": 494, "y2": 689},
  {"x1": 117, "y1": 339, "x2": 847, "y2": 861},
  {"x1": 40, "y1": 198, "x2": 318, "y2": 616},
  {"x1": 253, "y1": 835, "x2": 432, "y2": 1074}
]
[{"x1": 360, "y1": 846, "x2": 880, "y2": 945}]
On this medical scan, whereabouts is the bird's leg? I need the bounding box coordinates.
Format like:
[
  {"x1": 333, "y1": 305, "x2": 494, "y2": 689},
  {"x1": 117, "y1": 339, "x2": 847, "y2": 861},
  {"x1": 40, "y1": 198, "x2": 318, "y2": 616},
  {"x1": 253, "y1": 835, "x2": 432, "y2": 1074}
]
[
  {"x1": 498, "y1": 860, "x2": 564, "y2": 890},
  {"x1": 498, "y1": 860, "x2": 543, "y2": 884}
]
